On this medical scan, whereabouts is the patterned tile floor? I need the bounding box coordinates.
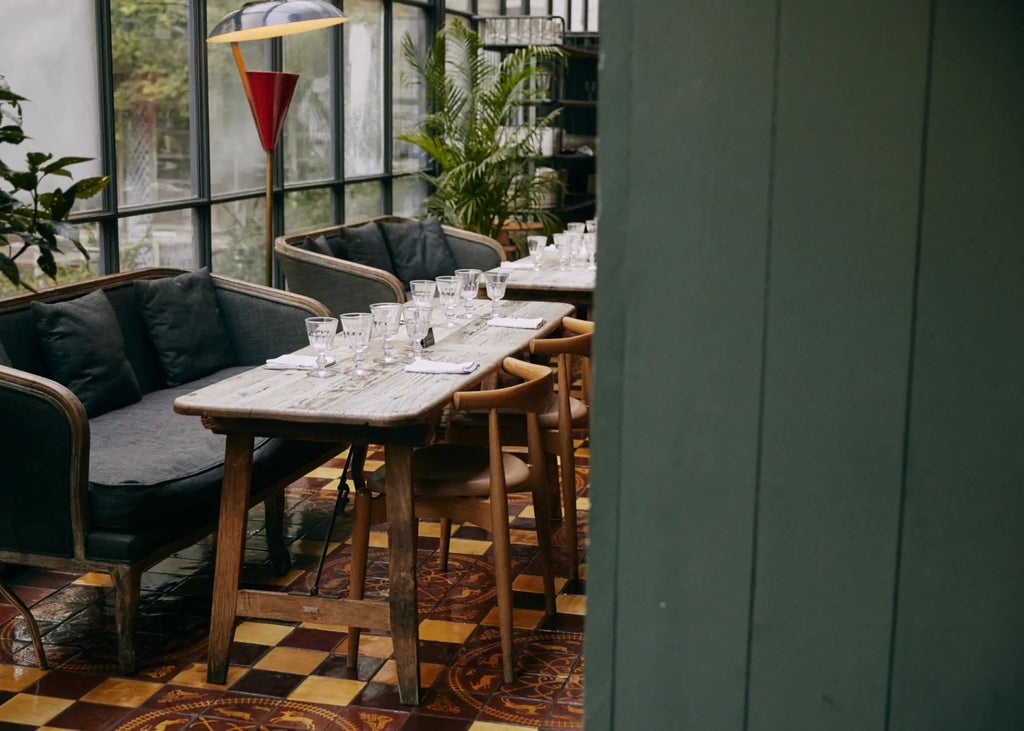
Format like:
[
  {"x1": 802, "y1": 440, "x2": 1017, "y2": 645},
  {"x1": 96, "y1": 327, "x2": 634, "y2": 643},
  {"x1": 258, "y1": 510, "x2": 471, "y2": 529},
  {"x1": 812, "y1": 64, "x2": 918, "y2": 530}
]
[{"x1": 0, "y1": 445, "x2": 588, "y2": 730}]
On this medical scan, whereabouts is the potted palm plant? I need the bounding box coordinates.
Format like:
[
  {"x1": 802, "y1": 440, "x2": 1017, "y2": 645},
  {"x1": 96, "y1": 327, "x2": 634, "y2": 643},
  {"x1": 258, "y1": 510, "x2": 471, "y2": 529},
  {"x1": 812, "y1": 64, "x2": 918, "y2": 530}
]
[
  {"x1": 397, "y1": 20, "x2": 564, "y2": 243},
  {"x1": 1, "y1": 75, "x2": 110, "y2": 292}
]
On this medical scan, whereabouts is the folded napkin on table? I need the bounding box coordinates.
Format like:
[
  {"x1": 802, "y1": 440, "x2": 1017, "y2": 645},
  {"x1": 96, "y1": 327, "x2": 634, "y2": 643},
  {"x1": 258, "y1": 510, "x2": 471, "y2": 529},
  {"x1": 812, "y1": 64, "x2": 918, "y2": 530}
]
[
  {"x1": 265, "y1": 354, "x2": 335, "y2": 370},
  {"x1": 487, "y1": 317, "x2": 546, "y2": 329},
  {"x1": 404, "y1": 357, "x2": 478, "y2": 374},
  {"x1": 499, "y1": 258, "x2": 537, "y2": 270}
]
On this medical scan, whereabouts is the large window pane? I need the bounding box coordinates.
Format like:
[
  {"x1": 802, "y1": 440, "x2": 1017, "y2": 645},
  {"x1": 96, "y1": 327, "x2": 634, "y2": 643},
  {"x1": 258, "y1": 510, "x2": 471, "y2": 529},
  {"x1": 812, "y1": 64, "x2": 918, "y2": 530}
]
[
  {"x1": 285, "y1": 188, "x2": 331, "y2": 233},
  {"x1": 344, "y1": 0, "x2": 385, "y2": 177},
  {"x1": 345, "y1": 181, "x2": 384, "y2": 222},
  {"x1": 477, "y1": 0, "x2": 501, "y2": 14},
  {"x1": 569, "y1": 0, "x2": 585, "y2": 31},
  {"x1": 587, "y1": 0, "x2": 599, "y2": 31},
  {"x1": 393, "y1": 176, "x2": 428, "y2": 218},
  {"x1": 0, "y1": 1, "x2": 103, "y2": 211},
  {"x1": 208, "y1": 1, "x2": 265, "y2": 195},
  {"x1": 283, "y1": 28, "x2": 333, "y2": 184},
  {"x1": 111, "y1": 0, "x2": 193, "y2": 207},
  {"x1": 119, "y1": 210, "x2": 195, "y2": 270},
  {"x1": 392, "y1": 5, "x2": 430, "y2": 174},
  {"x1": 211, "y1": 198, "x2": 266, "y2": 284},
  {"x1": 0, "y1": 223, "x2": 100, "y2": 298},
  {"x1": 447, "y1": 0, "x2": 472, "y2": 12}
]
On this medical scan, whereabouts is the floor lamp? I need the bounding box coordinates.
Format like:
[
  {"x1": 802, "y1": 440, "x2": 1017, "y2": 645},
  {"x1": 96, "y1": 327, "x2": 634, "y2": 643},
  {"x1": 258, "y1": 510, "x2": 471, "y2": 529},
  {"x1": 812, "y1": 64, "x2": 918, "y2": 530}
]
[{"x1": 208, "y1": 1, "x2": 347, "y2": 287}]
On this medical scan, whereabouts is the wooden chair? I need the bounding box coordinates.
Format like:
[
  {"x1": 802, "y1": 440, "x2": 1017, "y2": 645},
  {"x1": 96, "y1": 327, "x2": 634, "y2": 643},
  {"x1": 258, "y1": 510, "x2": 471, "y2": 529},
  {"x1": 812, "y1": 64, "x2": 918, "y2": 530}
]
[
  {"x1": 347, "y1": 357, "x2": 557, "y2": 683},
  {"x1": 444, "y1": 316, "x2": 593, "y2": 580}
]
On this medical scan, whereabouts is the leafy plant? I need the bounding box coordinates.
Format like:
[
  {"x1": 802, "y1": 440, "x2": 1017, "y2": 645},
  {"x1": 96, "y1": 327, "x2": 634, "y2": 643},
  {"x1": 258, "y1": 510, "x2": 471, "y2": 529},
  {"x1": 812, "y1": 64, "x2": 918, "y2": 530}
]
[
  {"x1": 397, "y1": 20, "x2": 564, "y2": 240},
  {"x1": 0, "y1": 76, "x2": 110, "y2": 292}
]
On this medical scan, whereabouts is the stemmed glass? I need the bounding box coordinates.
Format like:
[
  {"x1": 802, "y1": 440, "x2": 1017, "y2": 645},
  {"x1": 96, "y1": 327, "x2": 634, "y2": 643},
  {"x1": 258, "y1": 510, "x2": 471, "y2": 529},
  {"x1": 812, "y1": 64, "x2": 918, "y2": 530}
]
[
  {"x1": 410, "y1": 279, "x2": 436, "y2": 308},
  {"x1": 484, "y1": 270, "x2": 510, "y2": 317},
  {"x1": 435, "y1": 275, "x2": 462, "y2": 328},
  {"x1": 583, "y1": 232, "x2": 597, "y2": 271},
  {"x1": 454, "y1": 268, "x2": 482, "y2": 319},
  {"x1": 403, "y1": 304, "x2": 433, "y2": 361},
  {"x1": 304, "y1": 316, "x2": 338, "y2": 378},
  {"x1": 369, "y1": 302, "x2": 403, "y2": 364},
  {"x1": 553, "y1": 232, "x2": 572, "y2": 270},
  {"x1": 340, "y1": 312, "x2": 373, "y2": 377},
  {"x1": 527, "y1": 235, "x2": 546, "y2": 269}
]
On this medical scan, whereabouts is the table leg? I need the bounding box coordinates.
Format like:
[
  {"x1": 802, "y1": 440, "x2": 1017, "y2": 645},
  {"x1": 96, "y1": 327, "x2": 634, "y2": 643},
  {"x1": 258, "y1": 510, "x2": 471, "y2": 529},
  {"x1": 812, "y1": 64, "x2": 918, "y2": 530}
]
[
  {"x1": 207, "y1": 432, "x2": 254, "y2": 684},
  {"x1": 385, "y1": 442, "x2": 421, "y2": 705}
]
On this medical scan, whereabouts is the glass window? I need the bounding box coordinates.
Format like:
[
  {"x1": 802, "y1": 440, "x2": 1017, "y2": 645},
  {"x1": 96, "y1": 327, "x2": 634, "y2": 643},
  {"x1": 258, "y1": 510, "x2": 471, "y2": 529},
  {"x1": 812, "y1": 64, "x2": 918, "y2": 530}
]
[
  {"x1": 446, "y1": 0, "x2": 471, "y2": 12},
  {"x1": 0, "y1": 222, "x2": 100, "y2": 299},
  {"x1": 587, "y1": 0, "x2": 599, "y2": 31},
  {"x1": 530, "y1": 1, "x2": 550, "y2": 15},
  {"x1": 392, "y1": 5, "x2": 430, "y2": 174},
  {"x1": 0, "y1": 1, "x2": 103, "y2": 211},
  {"x1": 211, "y1": 198, "x2": 266, "y2": 284},
  {"x1": 345, "y1": 181, "x2": 384, "y2": 222},
  {"x1": 552, "y1": 0, "x2": 567, "y2": 25},
  {"x1": 569, "y1": 0, "x2": 585, "y2": 31},
  {"x1": 111, "y1": 0, "x2": 193, "y2": 207},
  {"x1": 344, "y1": 0, "x2": 385, "y2": 177},
  {"x1": 285, "y1": 188, "x2": 331, "y2": 233},
  {"x1": 393, "y1": 176, "x2": 428, "y2": 218},
  {"x1": 477, "y1": 0, "x2": 501, "y2": 14},
  {"x1": 119, "y1": 209, "x2": 195, "y2": 271},
  {"x1": 283, "y1": 28, "x2": 334, "y2": 184},
  {"x1": 207, "y1": 0, "x2": 266, "y2": 195}
]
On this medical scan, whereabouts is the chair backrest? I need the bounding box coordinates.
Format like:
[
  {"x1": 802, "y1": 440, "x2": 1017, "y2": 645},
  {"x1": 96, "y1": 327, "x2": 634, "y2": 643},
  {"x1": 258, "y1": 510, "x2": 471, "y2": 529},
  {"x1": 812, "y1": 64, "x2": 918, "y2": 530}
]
[
  {"x1": 453, "y1": 357, "x2": 553, "y2": 496},
  {"x1": 529, "y1": 316, "x2": 594, "y2": 431}
]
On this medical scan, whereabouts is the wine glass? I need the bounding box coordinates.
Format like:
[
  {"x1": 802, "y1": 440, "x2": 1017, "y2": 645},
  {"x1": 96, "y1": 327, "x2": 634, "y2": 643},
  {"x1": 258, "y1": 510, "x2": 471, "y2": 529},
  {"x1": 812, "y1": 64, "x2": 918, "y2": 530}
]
[
  {"x1": 583, "y1": 232, "x2": 597, "y2": 271},
  {"x1": 304, "y1": 316, "x2": 338, "y2": 378},
  {"x1": 403, "y1": 304, "x2": 432, "y2": 361},
  {"x1": 435, "y1": 275, "x2": 462, "y2": 328},
  {"x1": 370, "y1": 302, "x2": 403, "y2": 364},
  {"x1": 410, "y1": 279, "x2": 436, "y2": 308},
  {"x1": 553, "y1": 232, "x2": 572, "y2": 271},
  {"x1": 455, "y1": 268, "x2": 482, "y2": 319},
  {"x1": 527, "y1": 235, "x2": 546, "y2": 269},
  {"x1": 484, "y1": 270, "x2": 510, "y2": 317},
  {"x1": 340, "y1": 312, "x2": 373, "y2": 377}
]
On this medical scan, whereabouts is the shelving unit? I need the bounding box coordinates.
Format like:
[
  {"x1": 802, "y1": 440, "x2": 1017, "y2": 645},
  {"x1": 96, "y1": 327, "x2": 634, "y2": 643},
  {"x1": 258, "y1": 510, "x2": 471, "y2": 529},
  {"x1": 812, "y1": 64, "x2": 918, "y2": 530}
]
[{"x1": 477, "y1": 15, "x2": 599, "y2": 228}]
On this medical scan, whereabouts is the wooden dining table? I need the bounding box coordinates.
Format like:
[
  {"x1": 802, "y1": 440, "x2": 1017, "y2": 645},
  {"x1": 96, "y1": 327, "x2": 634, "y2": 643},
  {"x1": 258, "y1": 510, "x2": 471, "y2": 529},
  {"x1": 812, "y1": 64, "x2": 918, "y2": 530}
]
[
  {"x1": 490, "y1": 259, "x2": 596, "y2": 314},
  {"x1": 173, "y1": 299, "x2": 574, "y2": 705}
]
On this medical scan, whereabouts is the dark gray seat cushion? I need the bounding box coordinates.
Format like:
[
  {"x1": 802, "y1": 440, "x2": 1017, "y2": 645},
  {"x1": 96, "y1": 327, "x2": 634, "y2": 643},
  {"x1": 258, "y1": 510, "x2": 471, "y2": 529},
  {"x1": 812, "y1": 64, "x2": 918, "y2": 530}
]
[
  {"x1": 380, "y1": 217, "x2": 457, "y2": 287},
  {"x1": 86, "y1": 367, "x2": 328, "y2": 557},
  {"x1": 30, "y1": 289, "x2": 142, "y2": 418},
  {"x1": 297, "y1": 235, "x2": 333, "y2": 256},
  {"x1": 332, "y1": 221, "x2": 395, "y2": 275},
  {"x1": 0, "y1": 339, "x2": 10, "y2": 367}
]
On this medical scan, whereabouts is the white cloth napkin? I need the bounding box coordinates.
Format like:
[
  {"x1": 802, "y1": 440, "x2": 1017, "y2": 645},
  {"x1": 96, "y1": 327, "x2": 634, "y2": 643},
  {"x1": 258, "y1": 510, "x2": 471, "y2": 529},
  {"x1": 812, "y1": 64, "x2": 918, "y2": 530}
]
[
  {"x1": 266, "y1": 354, "x2": 335, "y2": 370},
  {"x1": 404, "y1": 357, "x2": 478, "y2": 374},
  {"x1": 499, "y1": 258, "x2": 537, "y2": 270},
  {"x1": 487, "y1": 317, "x2": 545, "y2": 329}
]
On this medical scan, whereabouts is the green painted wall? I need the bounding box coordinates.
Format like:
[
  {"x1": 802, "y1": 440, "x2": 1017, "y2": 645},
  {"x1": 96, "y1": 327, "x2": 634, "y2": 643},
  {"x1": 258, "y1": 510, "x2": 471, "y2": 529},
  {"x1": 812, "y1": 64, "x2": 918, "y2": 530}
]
[{"x1": 586, "y1": 2, "x2": 1024, "y2": 729}]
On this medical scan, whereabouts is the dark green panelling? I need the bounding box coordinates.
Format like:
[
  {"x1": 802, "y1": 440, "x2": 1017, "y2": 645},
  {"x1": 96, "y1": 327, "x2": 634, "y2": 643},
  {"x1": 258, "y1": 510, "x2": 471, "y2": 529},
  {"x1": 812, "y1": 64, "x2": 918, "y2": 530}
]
[
  {"x1": 889, "y1": 2, "x2": 1024, "y2": 729},
  {"x1": 747, "y1": 2, "x2": 929, "y2": 728},
  {"x1": 591, "y1": 3, "x2": 776, "y2": 729}
]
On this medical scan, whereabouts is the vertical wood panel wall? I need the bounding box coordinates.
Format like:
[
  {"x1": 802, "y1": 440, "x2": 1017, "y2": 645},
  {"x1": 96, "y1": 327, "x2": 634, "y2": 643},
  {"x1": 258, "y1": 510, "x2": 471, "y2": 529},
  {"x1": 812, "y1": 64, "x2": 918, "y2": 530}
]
[{"x1": 586, "y1": 1, "x2": 1024, "y2": 729}]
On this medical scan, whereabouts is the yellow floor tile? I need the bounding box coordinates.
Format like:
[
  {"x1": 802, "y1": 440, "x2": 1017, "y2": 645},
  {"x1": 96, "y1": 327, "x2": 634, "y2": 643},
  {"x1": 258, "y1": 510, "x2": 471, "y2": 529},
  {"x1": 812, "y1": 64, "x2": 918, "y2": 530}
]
[
  {"x1": 518, "y1": 505, "x2": 535, "y2": 519},
  {"x1": 0, "y1": 665, "x2": 47, "y2": 692},
  {"x1": 449, "y1": 537, "x2": 491, "y2": 555},
  {"x1": 72, "y1": 572, "x2": 112, "y2": 587},
  {"x1": 417, "y1": 521, "x2": 443, "y2": 538},
  {"x1": 306, "y1": 466, "x2": 344, "y2": 479},
  {"x1": 300, "y1": 621, "x2": 349, "y2": 633},
  {"x1": 0, "y1": 694, "x2": 73, "y2": 726},
  {"x1": 234, "y1": 621, "x2": 294, "y2": 646},
  {"x1": 80, "y1": 677, "x2": 163, "y2": 707},
  {"x1": 576, "y1": 496, "x2": 590, "y2": 511},
  {"x1": 512, "y1": 574, "x2": 567, "y2": 594},
  {"x1": 291, "y1": 539, "x2": 342, "y2": 556},
  {"x1": 418, "y1": 619, "x2": 476, "y2": 644},
  {"x1": 336, "y1": 633, "x2": 393, "y2": 658},
  {"x1": 479, "y1": 607, "x2": 545, "y2": 630},
  {"x1": 288, "y1": 675, "x2": 365, "y2": 706},
  {"x1": 371, "y1": 659, "x2": 444, "y2": 687},
  {"x1": 508, "y1": 529, "x2": 539, "y2": 546},
  {"x1": 556, "y1": 594, "x2": 587, "y2": 615},
  {"x1": 252, "y1": 568, "x2": 306, "y2": 587},
  {"x1": 255, "y1": 646, "x2": 329, "y2": 675},
  {"x1": 470, "y1": 721, "x2": 538, "y2": 731},
  {"x1": 169, "y1": 663, "x2": 247, "y2": 690}
]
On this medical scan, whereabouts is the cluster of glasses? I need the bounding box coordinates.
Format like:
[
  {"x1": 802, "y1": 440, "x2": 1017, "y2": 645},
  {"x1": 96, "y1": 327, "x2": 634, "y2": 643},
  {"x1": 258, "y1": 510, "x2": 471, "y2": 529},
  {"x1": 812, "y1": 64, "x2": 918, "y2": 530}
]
[
  {"x1": 548, "y1": 219, "x2": 598, "y2": 271},
  {"x1": 480, "y1": 16, "x2": 563, "y2": 47}
]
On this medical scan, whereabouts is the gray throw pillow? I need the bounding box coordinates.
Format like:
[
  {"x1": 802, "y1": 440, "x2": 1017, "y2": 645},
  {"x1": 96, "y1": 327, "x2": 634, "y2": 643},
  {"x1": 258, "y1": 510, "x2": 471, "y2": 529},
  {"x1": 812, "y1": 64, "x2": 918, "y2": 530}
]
[
  {"x1": 0, "y1": 339, "x2": 10, "y2": 367},
  {"x1": 30, "y1": 289, "x2": 142, "y2": 418},
  {"x1": 334, "y1": 220, "x2": 395, "y2": 275},
  {"x1": 379, "y1": 217, "x2": 457, "y2": 287},
  {"x1": 134, "y1": 269, "x2": 236, "y2": 387},
  {"x1": 295, "y1": 235, "x2": 333, "y2": 257}
]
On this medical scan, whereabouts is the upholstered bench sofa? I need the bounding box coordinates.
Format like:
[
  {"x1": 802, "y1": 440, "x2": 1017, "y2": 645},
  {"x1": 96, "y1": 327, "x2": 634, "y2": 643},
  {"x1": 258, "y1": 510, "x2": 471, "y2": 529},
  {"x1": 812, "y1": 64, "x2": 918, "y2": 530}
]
[
  {"x1": 275, "y1": 215, "x2": 504, "y2": 315},
  {"x1": 0, "y1": 268, "x2": 342, "y2": 673}
]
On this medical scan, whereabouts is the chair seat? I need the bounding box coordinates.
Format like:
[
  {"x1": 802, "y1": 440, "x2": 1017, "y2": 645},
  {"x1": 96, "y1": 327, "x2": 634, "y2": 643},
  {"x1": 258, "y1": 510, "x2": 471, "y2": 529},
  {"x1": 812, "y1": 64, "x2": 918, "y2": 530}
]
[
  {"x1": 367, "y1": 444, "x2": 531, "y2": 497},
  {"x1": 537, "y1": 395, "x2": 588, "y2": 429},
  {"x1": 449, "y1": 395, "x2": 588, "y2": 432}
]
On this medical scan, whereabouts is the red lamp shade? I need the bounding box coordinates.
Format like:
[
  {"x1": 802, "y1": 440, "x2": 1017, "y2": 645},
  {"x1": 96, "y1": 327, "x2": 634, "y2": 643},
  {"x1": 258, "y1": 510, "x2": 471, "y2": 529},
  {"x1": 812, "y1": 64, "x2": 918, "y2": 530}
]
[{"x1": 245, "y1": 70, "x2": 299, "y2": 151}]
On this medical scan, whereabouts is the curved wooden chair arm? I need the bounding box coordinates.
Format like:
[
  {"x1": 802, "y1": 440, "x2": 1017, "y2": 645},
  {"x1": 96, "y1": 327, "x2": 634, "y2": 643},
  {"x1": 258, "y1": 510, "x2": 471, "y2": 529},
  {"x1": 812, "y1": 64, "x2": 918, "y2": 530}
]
[
  {"x1": 562, "y1": 316, "x2": 594, "y2": 335},
  {"x1": 453, "y1": 358, "x2": 552, "y2": 414},
  {"x1": 529, "y1": 329, "x2": 592, "y2": 358}
]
